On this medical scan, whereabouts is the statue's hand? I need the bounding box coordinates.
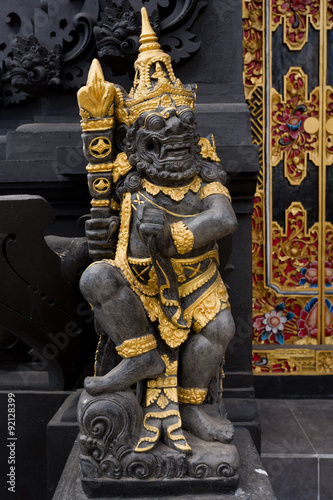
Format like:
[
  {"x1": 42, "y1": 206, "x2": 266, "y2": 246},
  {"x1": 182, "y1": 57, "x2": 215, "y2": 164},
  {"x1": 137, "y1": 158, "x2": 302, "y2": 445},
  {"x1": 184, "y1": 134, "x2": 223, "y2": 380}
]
[
  {"x1": 85, "y1": 216, "x2": 119, "y2": 261},
  {"x1": 136, "y1": 206, "x2": 172, "y2": 256}
]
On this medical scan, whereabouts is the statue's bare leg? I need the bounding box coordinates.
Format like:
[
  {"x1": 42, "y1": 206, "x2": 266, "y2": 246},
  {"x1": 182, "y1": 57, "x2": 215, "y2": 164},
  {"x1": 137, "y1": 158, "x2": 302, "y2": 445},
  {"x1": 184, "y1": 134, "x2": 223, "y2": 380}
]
[
  {"x1": 179, "y1": 308, "x2": 235, "y2": 443},
  {"x1": 79, "y1": 261, "x2": 165, "y2": 396}
]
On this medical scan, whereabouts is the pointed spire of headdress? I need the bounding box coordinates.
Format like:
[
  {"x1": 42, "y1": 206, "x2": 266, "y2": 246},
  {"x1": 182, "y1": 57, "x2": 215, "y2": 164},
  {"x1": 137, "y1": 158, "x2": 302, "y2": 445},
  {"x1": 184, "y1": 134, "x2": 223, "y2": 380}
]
[{"x1": 139, "y1": 7, "x2": 160, "y2": 53}]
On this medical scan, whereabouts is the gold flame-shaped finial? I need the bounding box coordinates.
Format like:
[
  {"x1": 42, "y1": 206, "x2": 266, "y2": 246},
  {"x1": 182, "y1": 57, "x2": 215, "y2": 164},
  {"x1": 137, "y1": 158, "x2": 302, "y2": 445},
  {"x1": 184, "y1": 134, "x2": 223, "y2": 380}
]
[
  {"x1": 77, "y1": 58, "x2": 116, "y2": 130},
  {"x1": 138, "y1": 7, "x2": 161, "y2": 54},
  {"x1": 86, "y1": 58, "x2": 103, "y2": 84}
]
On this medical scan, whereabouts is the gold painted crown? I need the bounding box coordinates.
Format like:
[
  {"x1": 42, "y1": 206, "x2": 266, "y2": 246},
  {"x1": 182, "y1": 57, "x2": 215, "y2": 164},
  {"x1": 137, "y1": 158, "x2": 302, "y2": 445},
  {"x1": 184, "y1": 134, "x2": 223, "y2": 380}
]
[{"x1": 121, "y1": 7, "x2": 196, "y2": 124}]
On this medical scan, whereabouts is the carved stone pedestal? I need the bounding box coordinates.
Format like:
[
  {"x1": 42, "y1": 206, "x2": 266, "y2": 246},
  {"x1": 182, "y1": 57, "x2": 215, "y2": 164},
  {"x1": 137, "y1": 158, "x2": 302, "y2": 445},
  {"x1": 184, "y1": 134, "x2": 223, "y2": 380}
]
[
  {"x1": 81, "y1": 433, "x2": 239, "y2": 497},
  {"x1": 53, "y1": 427, "x2": 276, "y2": 500},
  {"x1": 77, "y1": 390, "x2": 239, "y2": 493}
]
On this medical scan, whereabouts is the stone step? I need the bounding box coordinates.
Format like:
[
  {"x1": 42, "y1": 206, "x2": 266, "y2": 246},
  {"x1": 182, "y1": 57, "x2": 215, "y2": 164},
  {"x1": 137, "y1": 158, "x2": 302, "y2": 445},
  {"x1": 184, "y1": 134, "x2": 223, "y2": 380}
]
[{"x1": 6, "y1": 123, "x2": 81, "y2": 161}]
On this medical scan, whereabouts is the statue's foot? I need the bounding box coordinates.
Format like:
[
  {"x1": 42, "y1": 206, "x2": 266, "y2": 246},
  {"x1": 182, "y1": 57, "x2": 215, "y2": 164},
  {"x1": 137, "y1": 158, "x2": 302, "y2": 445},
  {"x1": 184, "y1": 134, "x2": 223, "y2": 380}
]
[
  {"x1": 84, "y1": 349, "x2": 165, "y2": 396},
  {"x1": 180, "y1": 404, "x2": 234, "y2": 444}
]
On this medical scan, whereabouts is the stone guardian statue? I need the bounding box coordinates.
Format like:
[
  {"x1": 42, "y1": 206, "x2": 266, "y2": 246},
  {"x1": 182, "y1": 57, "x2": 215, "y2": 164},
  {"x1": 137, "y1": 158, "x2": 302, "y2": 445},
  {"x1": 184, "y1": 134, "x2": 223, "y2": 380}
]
[{"x1": 76, "y1": 7, "x2": 239, "y2": 493}]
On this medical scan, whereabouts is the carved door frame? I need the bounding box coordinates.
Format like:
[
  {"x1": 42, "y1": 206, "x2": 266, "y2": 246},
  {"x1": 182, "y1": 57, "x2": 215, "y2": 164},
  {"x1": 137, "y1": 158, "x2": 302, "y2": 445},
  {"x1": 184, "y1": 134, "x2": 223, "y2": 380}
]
[{"x1": 243, "y1": 0, "x2": 333, "y2": 375}]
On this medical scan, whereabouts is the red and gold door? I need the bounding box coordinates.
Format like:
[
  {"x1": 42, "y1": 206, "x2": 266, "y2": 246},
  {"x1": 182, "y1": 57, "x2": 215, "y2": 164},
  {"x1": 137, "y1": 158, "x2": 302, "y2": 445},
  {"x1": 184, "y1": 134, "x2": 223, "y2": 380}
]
[{"x1": 243, "y1": 0, "x2": 333, "y2": 374}]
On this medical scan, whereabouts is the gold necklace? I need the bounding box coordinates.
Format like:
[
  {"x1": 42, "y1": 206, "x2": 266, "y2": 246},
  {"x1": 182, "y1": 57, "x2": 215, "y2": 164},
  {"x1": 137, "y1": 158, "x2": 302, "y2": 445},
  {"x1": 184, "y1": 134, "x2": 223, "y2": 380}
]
[
  {"x1": 141, "y1": 176, "x2": 201, "y2": 201},
  {"x1": 138, "y1": 192, "x2": 199, "y2": 218}
]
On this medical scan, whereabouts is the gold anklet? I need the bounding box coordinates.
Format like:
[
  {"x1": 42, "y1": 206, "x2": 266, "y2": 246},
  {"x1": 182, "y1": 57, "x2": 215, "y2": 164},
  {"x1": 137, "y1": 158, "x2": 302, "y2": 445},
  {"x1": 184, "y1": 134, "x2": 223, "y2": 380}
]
[{"x1": 178, "y1": 386, "x2": 208, "y2": 404}]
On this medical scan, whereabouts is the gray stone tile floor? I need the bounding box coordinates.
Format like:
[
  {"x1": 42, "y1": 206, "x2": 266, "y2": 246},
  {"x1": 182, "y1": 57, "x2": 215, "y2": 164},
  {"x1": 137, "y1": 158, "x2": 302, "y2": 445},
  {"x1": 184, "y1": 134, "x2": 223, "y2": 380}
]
[{"x1": 258, "y1": 400, "x2": 333, "y2": 500}]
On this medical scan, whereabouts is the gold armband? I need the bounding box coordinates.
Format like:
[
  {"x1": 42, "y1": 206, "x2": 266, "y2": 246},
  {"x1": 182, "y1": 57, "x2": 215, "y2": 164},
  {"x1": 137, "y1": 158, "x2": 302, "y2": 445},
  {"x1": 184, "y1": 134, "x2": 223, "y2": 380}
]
[
  {"x1": 178, "y1": 387, "x2": 208, "y2": 404},
  {"x1": 200, "y1": 182, "x2": 231, "y2": 202},
  {"x1": 170, "y1": 221, "x2": 194, "y2": 255},
  {"x1": 116, "y1": 334, "x2": 157, "y2": 358}
]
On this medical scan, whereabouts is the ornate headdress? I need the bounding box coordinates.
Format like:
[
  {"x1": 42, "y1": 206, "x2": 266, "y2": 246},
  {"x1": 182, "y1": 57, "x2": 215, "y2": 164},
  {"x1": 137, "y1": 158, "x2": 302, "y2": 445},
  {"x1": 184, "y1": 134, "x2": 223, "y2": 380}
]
[
  {"x1": 77, "y1": 8, "x2": 197, "y2": 130},
  {"x1": 119, "y1": 7, "x2": 196, "y2": 125}
]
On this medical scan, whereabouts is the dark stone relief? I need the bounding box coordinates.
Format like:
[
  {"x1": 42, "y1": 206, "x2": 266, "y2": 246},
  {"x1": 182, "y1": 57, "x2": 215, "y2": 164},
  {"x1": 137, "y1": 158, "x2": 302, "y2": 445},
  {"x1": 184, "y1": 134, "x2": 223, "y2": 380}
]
[
  {"x1": 6, "y1": 35, "x2": 63, "y2": 96},
  {"x1": 1, "y1": 0, "x2": 206, "y2": 106}
]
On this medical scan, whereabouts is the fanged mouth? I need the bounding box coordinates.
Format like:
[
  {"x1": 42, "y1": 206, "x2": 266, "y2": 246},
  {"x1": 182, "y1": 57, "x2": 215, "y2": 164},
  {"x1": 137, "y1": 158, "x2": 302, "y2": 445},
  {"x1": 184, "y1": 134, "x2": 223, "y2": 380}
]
[{"x1": 147, "y1": 138, "x2": 192, "y2": 161}]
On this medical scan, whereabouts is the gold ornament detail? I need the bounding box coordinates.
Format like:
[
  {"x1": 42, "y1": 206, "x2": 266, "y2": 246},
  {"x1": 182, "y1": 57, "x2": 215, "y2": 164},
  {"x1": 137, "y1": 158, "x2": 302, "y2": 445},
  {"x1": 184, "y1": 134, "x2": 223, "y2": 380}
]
[
  {"x1": 114, "y1": 193, "x2": 159, "y2": 297},
  {"x1": 253, "y1": 349, "x2": 333, "y2": 375},
  {"x1": 170, "y1": 221, "x2": 194, "y2": 255},
  {"x1": 184, "y1": 275, "x2": 230, "y2": 333},
  {"x1": 91, "y1": 199, "x2": 110, "y2": 207},
  {"x1": 271, "y1": 67, "x2": 319, "y2": 185},
  {"x1": 326, "y1": 87, "x2": 333, "y2": 164},
  {"x1": 127, "y1": 249, "x2": 219, "y2": 269},
  {"x1": 116, "y1": 334, "x2": 157, "y2": 358},
  {"x1": 141, "y1": 176, "x2": 201, "y2": 201},
  {"x1": 318, "y1": 352, "x2": 333, "y2": 373},
  {"x1": 112, "y1": 152, "x2": 132, "y2": 182},
  {"x1": 110, "y1": 199, "x2": 120, "y2": 211},
  {"x1": 156, "y1": 304, "x2": 190, "y2": 347},
  {"x1": 253, "y1": 349, "x2": 317, "y2": 374},
  {"x1": 146, "y1": 355, "x2": 178, "y2": 409},
  {"x1": 242, "y1": 0, "x2": 263, "y2": 99},
  {"x1": 178, "y1": 261, "x2": 217, "y2": 298},
  {"x1": 138, "y1": 191, "x2": 199, "y2": 218},
  {"x1": 198, "y1": 135, "x2": 221, "y2": 162},
  {"x1": 88, "y1": 137, "x2": 112, "y2": 158},
  {"x1": 135, "y1": 409, "x2": 191, "y2": 452},
  {"x1": 81, "y1": 118, "x2": 114, "y2": 132},
  {"x1": 271, "y1": 202, "x2": 318, "y2": 290},
  {"x1": 178, "y1": 387, "x2": 208, "y2": 404},
  {"x1": 147, "y1": 377, "x2": 177, "y2": 389},
  {"x1": 200, "y1": 182, "x2": 231, "y2": 202},
  {"x1": 127, "y1": 250, "x2": 219, "y2": 298},
  {"x1": 92, "y1": 178, "x2": 110, "y2": 193},
  {"x1": 86, "y1": 162, "x2": 113, "y2": 173},
  {"x1": 271, "y1": 0, "x2": 319, "y2": 51},
  {"x1": 86, "y1": 153, "x2": 132, "y2": 179},
  {"x1": 77, "y1": 59, "x2": 115, "y2": 131},
  {"x1": 329, "y1": 2, "x2": 333, "y2": 29}
]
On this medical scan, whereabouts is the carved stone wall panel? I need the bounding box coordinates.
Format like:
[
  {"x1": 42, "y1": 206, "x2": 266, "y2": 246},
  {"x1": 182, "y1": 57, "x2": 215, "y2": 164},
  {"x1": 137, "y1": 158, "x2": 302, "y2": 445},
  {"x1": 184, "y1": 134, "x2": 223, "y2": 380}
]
[{"x1": 0, "y1": 0, "x2": 207, "y2": 106}]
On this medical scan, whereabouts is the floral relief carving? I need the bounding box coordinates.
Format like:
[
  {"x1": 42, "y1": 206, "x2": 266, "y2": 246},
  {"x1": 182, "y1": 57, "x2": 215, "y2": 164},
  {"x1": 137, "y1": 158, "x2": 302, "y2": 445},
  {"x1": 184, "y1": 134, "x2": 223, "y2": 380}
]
[
  {"x1": 328, "y1": 1, "x2": 333, "y2": 28},
  {"x1": 325, "y1": 88, "x2": 333, "y2": 165},
  {"x1": 242, "y1": 0, "x2": 263, "y2": 99},
  {"x1": 254, "y1": 302, "x2": 295, "y2": 345},
  {"x1": 272, "y1": 0, "x2": 320, "y2": 51},
  {"x1": 271, "y1": 67, "x2": 319, "y2": 185},
  {"x1": 252, "y1": 349, "x2": 317, "y2": 374},
  {"x1": 271, "y1": 202, "x2": 318, "y2": 289}
]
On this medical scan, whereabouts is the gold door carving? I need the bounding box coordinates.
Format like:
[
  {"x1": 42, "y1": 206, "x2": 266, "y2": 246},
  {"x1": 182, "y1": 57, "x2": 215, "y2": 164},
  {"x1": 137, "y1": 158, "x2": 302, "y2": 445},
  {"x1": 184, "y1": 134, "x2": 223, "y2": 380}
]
[{"x1": 243, "y1": 0, "x2": 333, "y2": 374}]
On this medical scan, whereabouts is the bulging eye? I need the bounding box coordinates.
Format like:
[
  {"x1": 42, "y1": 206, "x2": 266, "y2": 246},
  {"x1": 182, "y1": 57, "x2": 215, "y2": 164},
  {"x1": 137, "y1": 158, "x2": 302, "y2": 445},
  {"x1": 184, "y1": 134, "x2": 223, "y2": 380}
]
[
  {"x1": 179, "y1": 109, "x2": 194, "y2": 125},
  {"x1": 145, "y1": 114, "x2": 165, "y2": 131}
]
